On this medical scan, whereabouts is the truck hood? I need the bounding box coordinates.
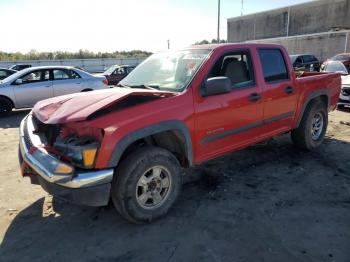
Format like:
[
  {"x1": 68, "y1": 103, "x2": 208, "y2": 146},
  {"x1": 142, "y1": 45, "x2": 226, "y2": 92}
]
[{"x1": 33, "y1": 88, "x2": 176, "y2": 124}]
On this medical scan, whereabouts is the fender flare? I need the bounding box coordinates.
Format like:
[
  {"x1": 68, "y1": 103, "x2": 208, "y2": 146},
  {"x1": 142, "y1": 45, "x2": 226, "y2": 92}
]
[
  {"x1": 295, "y1": 89, "x2": 329, "y2": 128},
  {"x1": 107, "y1": 120, "x2": 193, "y2": 168}
]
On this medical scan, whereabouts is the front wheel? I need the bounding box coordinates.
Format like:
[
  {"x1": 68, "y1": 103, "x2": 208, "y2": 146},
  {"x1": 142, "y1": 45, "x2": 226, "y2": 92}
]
[
  {"x1": 0, "y1": 97, "x2": 13, "y2": 117},
  {"x1": 291, "y1": 100, "x2": 328, "y2": 150},
  {"x1": 111, "y1": 147, "x2": 182, "y2": 223}
]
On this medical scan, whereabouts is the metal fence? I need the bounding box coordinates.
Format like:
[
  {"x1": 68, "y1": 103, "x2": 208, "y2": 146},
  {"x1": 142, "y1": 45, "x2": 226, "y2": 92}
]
[{"x1": 0, "y1": 57, "x2": 146, "y2": 73}]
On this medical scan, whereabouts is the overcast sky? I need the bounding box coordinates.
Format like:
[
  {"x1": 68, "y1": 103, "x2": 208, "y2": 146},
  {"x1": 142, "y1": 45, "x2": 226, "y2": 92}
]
[{"x1": 0, "y1": 0, "x2": 313, "y2": 53}]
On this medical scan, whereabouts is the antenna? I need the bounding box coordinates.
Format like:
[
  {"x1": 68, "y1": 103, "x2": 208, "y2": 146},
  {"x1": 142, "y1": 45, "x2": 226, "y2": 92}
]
[
  {"x1": 241, "y1": 0, "x2": 244, "y2": 16},
  {"x1": 217, "y1": 0, "x2": 221, "y2": 42}
]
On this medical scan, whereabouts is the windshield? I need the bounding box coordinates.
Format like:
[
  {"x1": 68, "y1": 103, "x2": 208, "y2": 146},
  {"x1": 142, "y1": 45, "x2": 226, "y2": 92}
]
[
  {"x1": 331, "y1": 55, "x2": 350, "y2": 61},
  {"x1": 0, "y1": 68, "x2": 30, "y2": 83},
  {"x1": 103, "y1": 65, "x2": 118, "y2": 75},
  {"x1": 323, "y1": 61, "x2": 348, "y2": 73},
  {"x1": 120, "y1": 49, "x2": 211, "y2": 91}
]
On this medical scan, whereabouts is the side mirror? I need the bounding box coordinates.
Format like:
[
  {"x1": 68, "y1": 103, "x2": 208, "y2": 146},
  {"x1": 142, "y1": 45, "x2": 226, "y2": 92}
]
[
  {"x1": 15, "y1": 79, "x2": 23, "y2": 85},
  {"x1": 203, "y1": 77, "x2": 231, "y2": 96}
]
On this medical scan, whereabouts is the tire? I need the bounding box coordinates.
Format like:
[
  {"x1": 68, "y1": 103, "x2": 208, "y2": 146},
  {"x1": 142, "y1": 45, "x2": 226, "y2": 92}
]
[
  {"x1": 291, "y1": 100, "x2": 328, "y2": 150},
  {"x1": 0, "y1": 97, "x2": 13, "y2": 117},
  {"x1": 111, "y1": 146, "x2": 182, "y2": 223},
  {"x1": 81, "y1": 89, "x2": 92, "y2": 92}
]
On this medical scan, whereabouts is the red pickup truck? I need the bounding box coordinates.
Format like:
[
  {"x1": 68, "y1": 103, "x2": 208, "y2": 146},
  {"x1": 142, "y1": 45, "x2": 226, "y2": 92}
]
[{"x1": 19, "y1": 44, "x2": 341, "y2": 223}]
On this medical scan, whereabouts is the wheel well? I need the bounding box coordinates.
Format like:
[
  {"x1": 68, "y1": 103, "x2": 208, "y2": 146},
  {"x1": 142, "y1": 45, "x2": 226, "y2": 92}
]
[
  {"x1": 120, "y1": 130, "x2": 190, "y2": 168},
  {"x1": 296, "y1": 93, "x2": 329, "y2": 128},
  {"x1": 0, "y1": 95, "x2": 14, "y2": 108}
]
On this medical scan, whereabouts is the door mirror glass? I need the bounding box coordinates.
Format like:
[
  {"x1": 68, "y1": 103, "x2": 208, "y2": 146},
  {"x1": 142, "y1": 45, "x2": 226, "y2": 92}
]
[
  {"x1": 15, "y1": 79, "x2": 23, "y2": 85},
  {"x1": 203, "y1": 77, "x2": 231, "y2": 96}
]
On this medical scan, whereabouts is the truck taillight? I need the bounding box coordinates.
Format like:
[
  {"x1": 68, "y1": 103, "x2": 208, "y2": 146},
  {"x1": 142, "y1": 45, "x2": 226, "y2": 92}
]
[{"x1": 102, "y1": 79, "x2": 108, "y2": 86}]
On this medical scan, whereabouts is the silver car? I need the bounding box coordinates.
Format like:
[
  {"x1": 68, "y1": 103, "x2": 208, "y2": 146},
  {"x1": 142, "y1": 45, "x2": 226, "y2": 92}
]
[
  {"x1": 0, "y1": 66, "x2": 108, "y2": 116},
  {"x1": 321, "y1": 61, "x2": 350, "y2": 107}
]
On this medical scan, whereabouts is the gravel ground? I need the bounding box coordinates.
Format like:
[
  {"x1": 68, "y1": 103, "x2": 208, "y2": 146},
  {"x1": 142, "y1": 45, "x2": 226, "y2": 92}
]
[{"x1": 0, "y1": 109, "x2": 349, "y2": 262}]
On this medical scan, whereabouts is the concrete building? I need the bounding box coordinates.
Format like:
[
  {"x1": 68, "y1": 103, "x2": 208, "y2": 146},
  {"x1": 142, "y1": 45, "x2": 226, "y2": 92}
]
[{"x1": 227, "y1": 0, "x2": 350, "y2": 61}]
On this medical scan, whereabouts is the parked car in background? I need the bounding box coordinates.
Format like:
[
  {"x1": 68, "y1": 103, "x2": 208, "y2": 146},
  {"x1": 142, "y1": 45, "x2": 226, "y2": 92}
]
[
  {"x1": 321, "y1": 53, "x2": 350, "y2": 73},
  {"x1": 0, "y1": 66, "x2": 108, "y2": 116},
  {"x1": 100, "y1": 65, "x2": 135, "y2": 85},
  {"x1": 0, "y1": 68, "x2": 17, "y2": 80},
  {"x1": 9, "y1": 64, "x2": 31, "y2": 71},
  {"x1": 321, "y1": 61, "x2": 350, "y2": 107},
  {"x1": 290, "y1": 54, "x2": 320, "y2": 72}
]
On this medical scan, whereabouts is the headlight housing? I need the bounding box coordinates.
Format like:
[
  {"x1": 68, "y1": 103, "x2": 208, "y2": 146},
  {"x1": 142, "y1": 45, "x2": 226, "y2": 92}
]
[{"x1": 53, "y1": 135, "x2": 99, "y2": 169}]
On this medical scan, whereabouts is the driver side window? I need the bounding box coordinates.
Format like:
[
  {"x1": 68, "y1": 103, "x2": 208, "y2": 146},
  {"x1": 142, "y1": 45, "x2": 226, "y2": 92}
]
[
  {"x1": 21, "y1": 70, "x2": 50, "y2": 84},
  {"x1": 207, "y1": 50, "x2": 255, "y2": 89}
]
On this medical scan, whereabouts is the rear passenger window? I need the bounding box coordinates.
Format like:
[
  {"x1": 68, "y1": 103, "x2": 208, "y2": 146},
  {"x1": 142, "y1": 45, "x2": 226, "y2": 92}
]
[
  {"x1": 207, "y1": 50, "x2": 255, "y2": 89},
  {"x1": 258, "y1": 49, "x2": 289, "y2": 82}
]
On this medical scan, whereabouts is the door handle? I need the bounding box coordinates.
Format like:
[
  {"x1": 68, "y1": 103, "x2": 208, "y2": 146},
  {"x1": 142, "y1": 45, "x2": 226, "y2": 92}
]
[
  {"x1": 45, "y1": 85, "x2": 51, "y2": 87},
  {"x1": 76, "y1": 82, "x2": 81, "y2": 84},
  {"x1": 248, "y1": 93, "x2": 261, "y2": 102},
  {"x1": 285, "y1": 86, "x2": 294, "y2": 94}
]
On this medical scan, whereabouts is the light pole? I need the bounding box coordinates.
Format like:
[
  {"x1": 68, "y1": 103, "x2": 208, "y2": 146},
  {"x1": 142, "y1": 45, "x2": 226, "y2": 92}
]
[{"x1": 217, "y1": 0, "x2": 221, "y2": 43}]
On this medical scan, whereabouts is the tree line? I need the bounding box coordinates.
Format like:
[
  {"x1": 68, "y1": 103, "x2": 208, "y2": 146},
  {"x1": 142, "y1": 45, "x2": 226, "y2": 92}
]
[
  {"x1": 0, "y1": 49, "x2": 152, "y2": 61},
  {"x1": 194, "y1": 39, "x2": 227, "y2": 45}
]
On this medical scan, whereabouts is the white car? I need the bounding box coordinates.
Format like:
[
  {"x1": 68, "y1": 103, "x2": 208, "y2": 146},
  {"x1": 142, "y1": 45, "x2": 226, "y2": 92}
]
[
  {"x1": 321, "y1": 61, "x2": 350, "y2": 107},
  {"x1": 0, "y1": 66, "x2": 108, "y2": 116}
]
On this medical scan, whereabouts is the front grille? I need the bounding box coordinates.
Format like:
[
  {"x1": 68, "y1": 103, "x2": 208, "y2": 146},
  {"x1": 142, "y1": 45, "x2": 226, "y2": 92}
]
[
  {"x1": 32, "y1": 115, "x2": 60, "y2": 146},
  {"x1": 342, "y1": 88, "x2": 350, "y2": 96}
]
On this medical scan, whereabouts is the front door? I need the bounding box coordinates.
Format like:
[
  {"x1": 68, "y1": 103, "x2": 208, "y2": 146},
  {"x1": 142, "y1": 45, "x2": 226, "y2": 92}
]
[
  {"x1": 194, "y1": 49, "x2": 264, "y2": 163},
  {"x1": 13, "y1": 69, "x2": 52, "y2": 108}
]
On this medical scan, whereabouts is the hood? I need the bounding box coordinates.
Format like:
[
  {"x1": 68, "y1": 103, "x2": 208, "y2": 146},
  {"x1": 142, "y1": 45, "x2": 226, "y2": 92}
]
[{"x1": 33, "y1": 88, "x2": 176, "y2": 124}]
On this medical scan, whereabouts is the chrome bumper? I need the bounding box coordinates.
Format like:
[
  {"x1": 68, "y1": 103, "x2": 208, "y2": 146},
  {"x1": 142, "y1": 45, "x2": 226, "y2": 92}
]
[{"x1": 19, "y1": 114, "x2": 114, "y2": 189}]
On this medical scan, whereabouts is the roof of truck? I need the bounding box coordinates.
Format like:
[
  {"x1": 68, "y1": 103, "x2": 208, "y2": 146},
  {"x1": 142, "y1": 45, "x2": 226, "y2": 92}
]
[{"x1": 188, "y1": 42, "x2": 283, "y2": 51}]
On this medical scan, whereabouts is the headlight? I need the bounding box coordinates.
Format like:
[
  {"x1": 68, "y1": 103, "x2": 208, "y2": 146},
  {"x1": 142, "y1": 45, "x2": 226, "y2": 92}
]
[
  {"x1": 30, "y1": 147, "x2": 74, "y2": 175},
  {"x1": 53, "y1": 135, "x2": 99, "y2": 169}
]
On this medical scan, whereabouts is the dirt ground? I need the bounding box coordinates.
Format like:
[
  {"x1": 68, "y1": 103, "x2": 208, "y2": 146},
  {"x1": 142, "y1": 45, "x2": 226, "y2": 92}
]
[{"x1": 0, "y1": 109, "x2": 349, "y2": 262}]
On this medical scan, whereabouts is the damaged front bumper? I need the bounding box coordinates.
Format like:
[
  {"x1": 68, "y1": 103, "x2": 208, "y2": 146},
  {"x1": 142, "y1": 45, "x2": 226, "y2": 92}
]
[{"x1": 18, "y1": 114, "x2": 114, "y2": 206}]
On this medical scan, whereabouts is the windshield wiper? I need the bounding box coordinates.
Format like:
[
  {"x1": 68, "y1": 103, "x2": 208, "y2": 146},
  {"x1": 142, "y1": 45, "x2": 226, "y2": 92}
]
[
  {"x1": 116, "y1": 83, "x2": 130, "y2": 88},
  {"x1": 129, "y1": 84, "x2": 160, "y2": 90}
]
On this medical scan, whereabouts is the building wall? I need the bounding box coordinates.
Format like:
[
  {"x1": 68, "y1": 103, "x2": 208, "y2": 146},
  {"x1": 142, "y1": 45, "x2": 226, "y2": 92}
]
[
  {"x1": 227, "y1": 0, "x2": 350, "y2": 42},
  {"x1": 248, "y1": 31, "x2": 350, "y2": 62},
  {"x1": 0, "y1": 57, "x2": 145, "y2": 73}
]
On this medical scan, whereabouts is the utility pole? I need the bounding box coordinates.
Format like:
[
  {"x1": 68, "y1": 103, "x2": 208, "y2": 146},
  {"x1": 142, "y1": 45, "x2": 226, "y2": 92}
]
[
  {"x1": 167, "y1": 39, "x2": 170, "y2": 49},
  {"x1": 217, "y1": 0, "x2": 221, "y2": 43}
]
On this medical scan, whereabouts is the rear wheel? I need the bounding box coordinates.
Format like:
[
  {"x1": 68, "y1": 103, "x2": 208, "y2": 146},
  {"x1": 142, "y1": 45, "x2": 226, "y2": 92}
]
[
  {"x1": 0, "y1": 97, "x2": 13, "y2": 117},
  {"x1": 291, "y1": 100, "x2": 328, "y2": 150},
  {"x1": 111, "y1": 146, "x2": 182, "y2": 223}
]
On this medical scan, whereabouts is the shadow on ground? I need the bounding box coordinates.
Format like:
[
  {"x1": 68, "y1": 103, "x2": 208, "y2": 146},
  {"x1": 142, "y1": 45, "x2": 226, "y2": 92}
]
[
  {"x1": 1, "y1": 136, "x2": 350, "y2": 262},
  {"x1": 0, "y1": 110, "x2": 30, "y2": 129}
]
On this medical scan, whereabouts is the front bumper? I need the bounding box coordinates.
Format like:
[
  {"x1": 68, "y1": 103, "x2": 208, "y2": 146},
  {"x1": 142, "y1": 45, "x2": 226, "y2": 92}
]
[{"x1": 19, "y1": 114, "x2": 114, "y2": 206}]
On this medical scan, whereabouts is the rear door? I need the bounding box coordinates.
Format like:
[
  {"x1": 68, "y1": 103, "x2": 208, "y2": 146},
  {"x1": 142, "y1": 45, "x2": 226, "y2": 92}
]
[
  {"x1": 52, "y1": 69, "x2": 84, "y2": 97},
  {"x1": 257, "y1": 48, "x2": 298, "y2": 136},
  {"x1": 13, "y1": 69, "x2": 53, "y2": 108}
]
